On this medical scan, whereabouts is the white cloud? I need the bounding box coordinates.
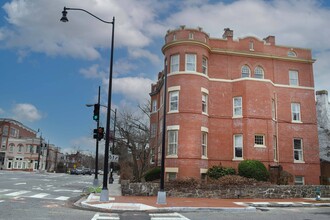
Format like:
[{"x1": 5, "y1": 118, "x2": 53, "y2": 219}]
[
  {"x1": 12, "y1": 103, "x2": 43, "y2": 122},
  {"x1": 79, "y1": 64, "x2": 106, "y2": 79},
  {"x1": 0, "y1": 108, "x2": 5, "y2": 115},
  {"x1": 112, "y1": 77, "x2": 153, "y2": 104}
]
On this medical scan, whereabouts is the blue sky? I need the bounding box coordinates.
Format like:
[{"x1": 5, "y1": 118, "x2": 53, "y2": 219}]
[{"x1": 1, "y1": 0, "x2": 330, "y2": 154}]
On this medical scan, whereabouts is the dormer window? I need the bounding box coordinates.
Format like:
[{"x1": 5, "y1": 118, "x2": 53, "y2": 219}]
[
  {"x1": 288, "y1": 50, "x2": 297, "y2": 57},
  {"x1": 189, "y1": 33, "x2": 194, "y2": 39},
  {"x1": 173, "y1": 34, "x2": 176, "y2": 41},
  {"x1": 249, "y1": 41, "x2": 254, "y2": 51}
]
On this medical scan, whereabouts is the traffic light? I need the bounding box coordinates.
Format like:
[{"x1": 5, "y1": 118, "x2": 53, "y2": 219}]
[
  {"x1": 93, "y1": 127, "x2": 104, "y2": 141},
  {"x1": 93, "y1": 104, "x2": 100, "y2": 121},
  {"x1": 93, "y1": 129, "x2": 98, "y2": 139},
  {"x1": 97, "y1": 127, "x2": 104, "y2": 141}
]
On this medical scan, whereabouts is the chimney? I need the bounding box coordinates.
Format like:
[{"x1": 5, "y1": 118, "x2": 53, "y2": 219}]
[
  {"x1": 222, "y1": 28, "x2": 233, "y2": 40},
  {"x1": 264, "y1": 36, "x2": 275, "y2": 45}
]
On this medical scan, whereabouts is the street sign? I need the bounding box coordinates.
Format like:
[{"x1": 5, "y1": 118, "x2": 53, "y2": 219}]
[{"x1": 109, "y1": 154, "x2": 119, "y2": 163}]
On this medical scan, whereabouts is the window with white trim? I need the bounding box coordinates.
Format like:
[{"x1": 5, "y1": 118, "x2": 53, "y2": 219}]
[
  {"x1": 294, "y1": 176, "x2": 304, "y2": 185},
  {"x1": 294, "y1": 138, "x2": 303, "y2": 162},
  {"x1": 3, "y1": 126, "x2": 8, "y2": 136},
  {"x1": 9, "y1": 144, "x2": 14, "y2": 152},
  {"x1": 169, "y1": 91, "x2": 179, "y2": 112},
  {"x1": 201, "y1": 132, "x2": 207, "y2": 157},
  {"x1": 18, "y1": 144, "x2": 23, "y2": 153},
  {"x1": 234, "y1": 134, "x2": 243, "y2": 159},
  {"x1": 189, "y1": 32, "x2": 194, "y2": 39},
  {"x1": 254, "y1": 66, "x2": 264, "y2": 79},
  {"x1": 170, "y1": 54, "x2": 179, "y2": 73},
  {"x1": 167, "y1": 130, "x2": 178, "y2": 156},
  {"x1": 241, "y1": 65, "x2": 250, "y2": 78},
  {"x1": 233, "y1": 97, "x2": 242, "y2": 117},
  {"x1": 288, "y1": 51, "x2": 297, "y2": 57},
  {"x1": 185, "y1": 54, "x2": 196, "y2": 71},
  {"x1": 289, "y1": 70, "x2": 299, "y2": 86},
  {"x1": 167, "y1": 172, "x2": 177, "y2": 181},
  {"x1": 202, "y1": 93, "x2": 208, "y2": 114},
  {"x1": 151, "y1": 99, "x2": 157, "y2": 112},
  {"x1": 202, "y1": 57, "x2": 208, "y2": 75},
  {"x1": 291, "y1": 103, "x2": 301, "y2": 122},
  {"x1": 254, "y1": 135, "x2": 265, "y2": 146}
]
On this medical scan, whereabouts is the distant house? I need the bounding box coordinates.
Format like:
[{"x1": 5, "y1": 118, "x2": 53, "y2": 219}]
[
  {"x1": 0, "y1": 118, "x2": 60, "y2": 171},
  {"x1": 316, "y1": 90, "x2": 330, "y2": 185}
]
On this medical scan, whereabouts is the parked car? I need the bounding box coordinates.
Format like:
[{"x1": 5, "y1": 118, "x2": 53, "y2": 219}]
[
  {"x1": 75, "y1": 168, "x2": 83, "y2": 175},
  {"x1": 82, "y1": 168, "x2": 92, "y2": 175},
  {"x1": 70, "y1": 169, "x2": 77, "y2": 175}
]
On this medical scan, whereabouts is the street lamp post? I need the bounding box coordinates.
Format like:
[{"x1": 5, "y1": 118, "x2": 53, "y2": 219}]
[
  {"x1": 61, "y1": 7, "x2": 115, "y2": 202},
  {"x1": 157, "y1": 63, "x2": 168, "y2": 204},
  {"x1": 37, "y1": 132, "x2": 42, "y2": 171}
]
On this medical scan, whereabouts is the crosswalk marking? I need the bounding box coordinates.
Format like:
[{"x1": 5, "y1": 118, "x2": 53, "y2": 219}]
[
  {"x1": 0, "y1": 189, "x2": 11, "y2": 193},
  {"x1": 5, "y1": 191, "x2": 30, "y2": 197},
  {"x1": 91, "y1": 213, "x2": 120, "y2": 220},
  {"x1": 55, "y1": 196, "x2": 70, "y2": 201},
  {"x1": 14, "y1": 182, "x2": 26, "y2": 185},
  {"x1": 0, "y1": 200, "x2": 4, "y2": 203},
  {"x1": 29, "y1": 193, "x2": 49, "y2": 198},
  {"x1": 150, "y1": 212, "x2": 190, "y2": 220}
]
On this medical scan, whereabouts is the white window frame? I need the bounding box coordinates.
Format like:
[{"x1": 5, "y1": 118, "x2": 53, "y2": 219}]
[
  {"x1": 291, "y1": 103, "x2": 301, "y2": 122},
  {"x1": 167, "y1": 172, "x2": 177, "y2": 181},
  {"x1": 254, "y1": 66, "x2": 264, "y2": 79},
  {"x1": 201, "y1": 132, "x2": 207, "y2": 158},
  {"x1": 202, "y1": 57, "x2": 208, "y2": 75},
  {"x1": 185, "y1": 54, "x2": 196, "y2": 72},
  {"x1": 294, "y1": 176, "x2": 304, "y2": 185},
  {"x1": 241, "y1": 65, "x2": 250, "y2": 78},
  {"x1": 254, "y1": 134, "x2": 265, "y2": 147},
  {"x1": 152, "y1": 99, "x2": 157, "y2": 112},
  {"x1": 289, "y1": 70, "x2": 299, "y2": 86},
  {"x1": 169, "y1": 91, "x2": 179, "y2": 112},
  {"x1": 202, "y1": 93, "x2": 208, "y2": 114},
  {"x1": 167, "y1": 130, "x2": 178, "y2": 156},
  {"x1": 294, "y1": 138, "x2": 304, "y2": 162},
  {"x1": 233, "y1": 134, "x2": 243, "y2": 160},
  {"x1": 233, "y1": 97, "x2": 242, "y2": 117},
  {"x1": 189, "y1": 32, "x2": 194, "y2": 39},
  {"x1": 170, "y1": 54, "x2": 179, "y2": 73}
]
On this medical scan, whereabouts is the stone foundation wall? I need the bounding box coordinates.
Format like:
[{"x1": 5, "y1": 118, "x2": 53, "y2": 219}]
[{"x1": 121, "y1": 181, "x2": 330, "y2": 199}]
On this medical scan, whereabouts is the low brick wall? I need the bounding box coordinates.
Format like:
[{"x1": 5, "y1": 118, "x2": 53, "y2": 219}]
[{"x1": 121, "y1": 181, "x2": 330, "y2": 199}]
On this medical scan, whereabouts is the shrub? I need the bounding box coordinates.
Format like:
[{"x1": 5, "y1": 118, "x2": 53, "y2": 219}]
[
  {"x1": 209, "y1": 175, "x2": 270, "y2": 186},
  {"x1": 238, "y1": 160, "x2": 269, "y2": 181},
  {"x1": 207, "y1": 165, "x2": 236, "y2": 179},
  {"x1": 144, "y1": 167, "x2": 161, "y2": 182}
]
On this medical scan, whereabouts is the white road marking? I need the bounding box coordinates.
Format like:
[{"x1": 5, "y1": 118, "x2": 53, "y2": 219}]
[
  {"x1": 14, "y1": 182, "x2": 26, "y2": 185},
  {"x1": 54, "y1": 196, "x2": 70, "y2": 201},
  {"x1": 0, "y1": 189, "x2": 11, "y2": 193},
  {"x1": 91, "y1": 213, "x2": 120, "y2": 220},
  {"x1": 150, "y1": 212, "x2": 190, "y2": 220},
  {"x1": 29, "y1": 193, "x2": 49, "y2": 198},
  {"x1": 54, "y1": 189, "x2": 81, "y2": 193},
  {"x1": 0, "y1": 200, "x2": 4, "y2": 203},
  {"x1": 5, "y1": 191, "x2": 30, "y2": 197}
]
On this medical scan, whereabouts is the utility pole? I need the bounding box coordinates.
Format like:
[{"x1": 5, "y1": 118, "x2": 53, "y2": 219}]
[
  {"x1": 94, "y1": 86, "x2": 101, "y2": 186},
  {"x1": 109, "y1": 108, "x2": 116, "y2": 184}
]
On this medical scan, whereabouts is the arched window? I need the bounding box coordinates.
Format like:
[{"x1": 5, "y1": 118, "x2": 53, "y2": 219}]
[
  {"x1": 241, "y1": 65, "x2": 250, "y2": 78},
  {"x1": 254, "y1": 66, "x2": 264, "y2": 79},
  {"x1": 18, "y1": 144, "x2": 23, "y2": 153},
  {"x1": 9, "y1": 143, "x2": 14, "y2": 152},
  {"x1": 288, "y1": 51, "x2": 297, "y2": 57}
]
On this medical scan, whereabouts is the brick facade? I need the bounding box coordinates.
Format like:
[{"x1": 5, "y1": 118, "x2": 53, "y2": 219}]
[{"x1": 150, "y1": 27, "x2": 320, "y2": 184}]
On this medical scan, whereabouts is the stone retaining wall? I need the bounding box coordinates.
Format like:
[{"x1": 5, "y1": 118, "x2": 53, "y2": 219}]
[{"x1": 121, "y1": 181, "x2": 330, "y2": 199}]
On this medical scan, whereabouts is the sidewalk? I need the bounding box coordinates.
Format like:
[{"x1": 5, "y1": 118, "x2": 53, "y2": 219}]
[{"x1": 78, "y1": 174, "x2": 330, "y2": 212}]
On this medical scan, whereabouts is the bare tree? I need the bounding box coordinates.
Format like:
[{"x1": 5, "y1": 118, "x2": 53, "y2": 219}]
[{"x1": 116, "y1": 104, "x2": 152, "y2": 182}]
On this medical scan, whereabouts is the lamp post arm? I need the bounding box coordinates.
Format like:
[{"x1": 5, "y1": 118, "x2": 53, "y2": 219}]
[{"x1": 64, "y1": 7, "x2": 113, "y2": 24}]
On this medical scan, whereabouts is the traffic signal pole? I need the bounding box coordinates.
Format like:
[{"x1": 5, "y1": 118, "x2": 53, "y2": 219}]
[{"x1": 93, "y1": 86, "x2": 101, "y2": 187}]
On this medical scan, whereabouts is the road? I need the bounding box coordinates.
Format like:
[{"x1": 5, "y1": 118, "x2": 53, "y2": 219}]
[{"x1": 1, "y1": 170, "x2": 330, "y2": 220}]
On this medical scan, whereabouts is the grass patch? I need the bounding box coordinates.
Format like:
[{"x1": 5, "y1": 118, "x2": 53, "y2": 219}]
[{"x1": 87, "y1": 186, "x2": 102, "y2": 193}]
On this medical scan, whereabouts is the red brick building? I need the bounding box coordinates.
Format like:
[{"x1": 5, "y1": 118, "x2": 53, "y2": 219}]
[{"x1": 150, "y1": 26, "x2": 320, "y2": 185}]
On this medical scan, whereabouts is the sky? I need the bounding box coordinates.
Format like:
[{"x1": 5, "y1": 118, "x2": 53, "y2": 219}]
[{"x1": 1, "y1": 0, "x2": 330, "y2": 154}]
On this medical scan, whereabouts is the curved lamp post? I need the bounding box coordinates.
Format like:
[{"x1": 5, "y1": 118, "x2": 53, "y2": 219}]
[{"x1": 60, "y1": 7, "x2": 115, "y2": 202}]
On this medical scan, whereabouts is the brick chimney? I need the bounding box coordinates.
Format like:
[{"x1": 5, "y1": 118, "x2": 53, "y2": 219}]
[
  {"x1": 222, "y1": 28, "x2": 233, "y2": 40},
  {"x1": 264, "y1": 36, "x2": 275, "y2": 45}
]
